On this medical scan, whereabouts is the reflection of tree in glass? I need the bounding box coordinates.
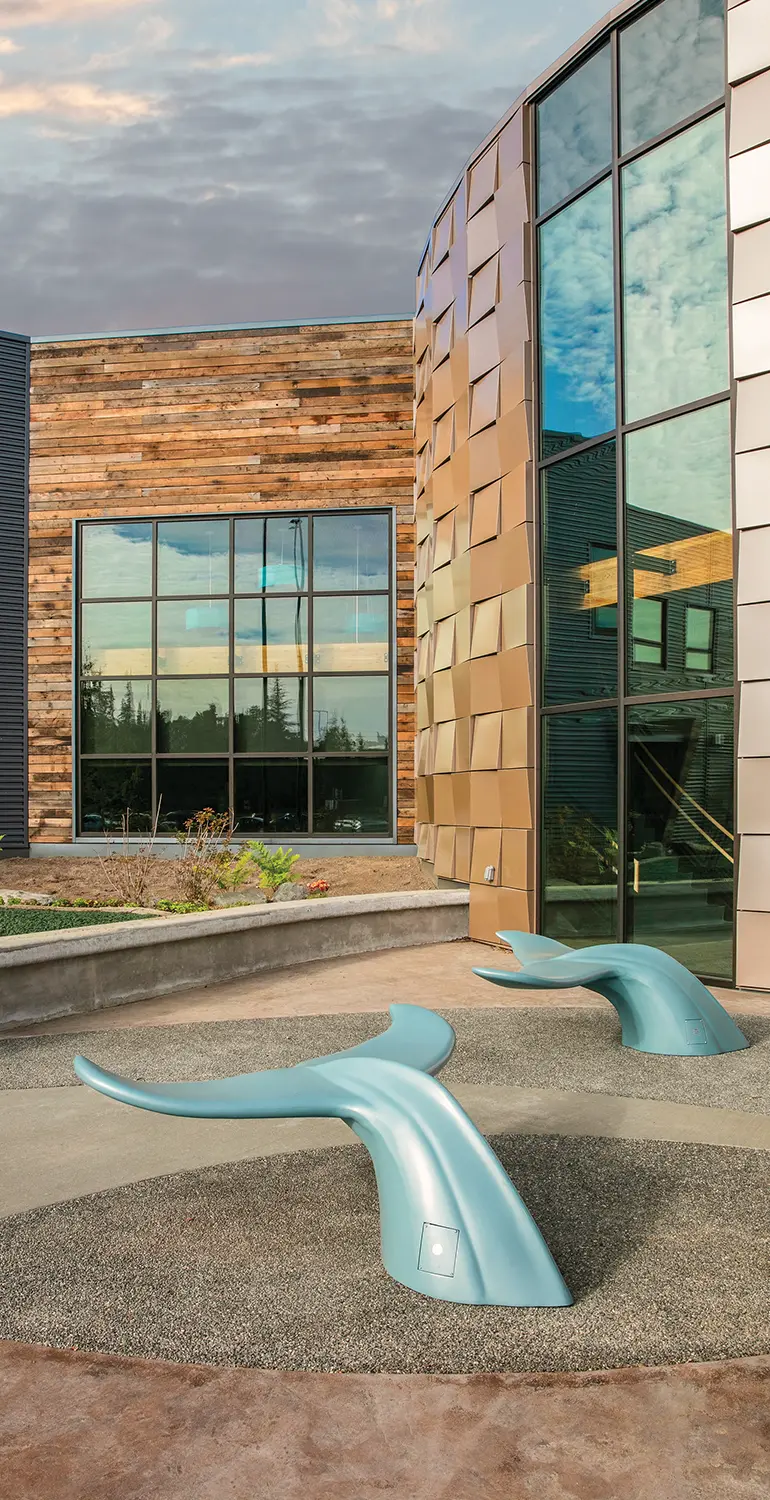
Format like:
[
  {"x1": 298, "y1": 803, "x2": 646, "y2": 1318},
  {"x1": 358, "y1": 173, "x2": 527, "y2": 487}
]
[
  {"x1": 159, "y1": 699, "x2": 227, "y2": 752},
  {"x1": 81, "y1": 670, "x2": 151, "y2": 752},
  {"x1": 239, "y1": 678, "x2": 304, "y2": 750},
  {"x1": 546, "y1": 804, "x2": 618, "y2": 886}
]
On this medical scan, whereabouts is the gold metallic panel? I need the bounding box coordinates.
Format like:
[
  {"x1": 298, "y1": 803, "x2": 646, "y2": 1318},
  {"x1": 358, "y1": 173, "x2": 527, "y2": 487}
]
[
  {"x1": 736, "y1": 909, "x2": 770, "y2": 988},
  {"x1": 737, "y1": 756, "x2": 770, "y2": 832},
  {"x1": 501, "y1": 828, "x2": 533, "y2": 889},
  {"x1": 469, "y1": 654, "x2": 504, "y2": 715},
  {"x1": 467, "y1": 201, "x2": 500, "y2": 274},
  {"x1": 432, "y1": 667, "x2": 456, "y2": 723},
  {"x1": 738, "y1": 525, "x2": 770, "y2": 604},
  {"x1": 735, "y1": 371, "x2": 770, "y2": 452},
  {"x1": 470, "y1": 481, "x2": 502, "y2": 548},
  {"x1": 432, "y1": 456, "x2": 458, "y2": 520},
  {"x1": 467, "y1": 143, "x2": 498, "y2": 219},
  {"x1": 434, "y1": 718, "x2": 456, "y2": 774},
  {"x1": 498, "y1": 402, "x2": 533, "y2": 472},
  {"x1": 432, "y1": 614, "x2": 456, "y2": 672},
  {"x1": 470, "y1": 367, "x2": 500, "y2": 436},
  {"x1": 738, "y1": 602, "x2": 770, "y2": 680},
  {"x1": 470, "y1": 595, "x2": 502, "y2": 658},
  {"x1": 501, "y1": 463, "x2": 533, "y2": 530},
  {"x1": 501, "y1": 586, "x2": 532, "y2": 651},
  {"x1": 468, "y1": 885, "x2": 533, "y2": 943},
  {"x1": 432, "y1": 202, "x2": 455, "y2": 268},
  {"x1": 416, "y1": 727, "x2": 432, "y2": 777},
  {"x1": 454, "y1": 604, "x2": 472, "y2": 664},
  {"x1": 469, "y1": 255, "x2": 499, "y2": 327},
  {"x1": 450, "y1": 660, "x2": 472, "y2": 719},
  {"x1": 468, "y1": 426, "x2": 502, "y2": 493},
  {"x1": 471, "y1": 711, "x2": 503, "y2": 770},
  {"x1": 429, "y1": 259, "x2": 455, "y2": 321},
  {"x1": 432, "y1": 408, "x2": 455, "y2": 468},
  {"x1": 470, "y1": 826, "x2": 502, "y2": 884},
  {"x1": 434, "y1": 824, "x2": 457, "y2": 879},
  {"x1": 432, "y1": 773, "x2": 455, "y2": 825},
  {"x1": 501, "y1": 706, "x2": 532, "y2": 768},
  {"x1": 432, "y1": 305, "x2": 455, "y2": 366},
  {"x1": 467, "y1": 311, "x2": 500, "y2": 383},
  {"x1": 455, "y1": 716, "x2": 472, "y2": 772},
  {"x1": 454, "y1": 826, "x2": 472, "y2": 882},
  {"x1": 450, "y1": 771, "x2": 472, "y2": 826},
  {"x1": 430, "y1": 358, "x2": 455, "y2": 424},
  {"x1": 732, "y1": 219, "x2": 770, "y2": 304},
  {"x1": 498, "y1": 109, "x2": 526, "y2": 177}
]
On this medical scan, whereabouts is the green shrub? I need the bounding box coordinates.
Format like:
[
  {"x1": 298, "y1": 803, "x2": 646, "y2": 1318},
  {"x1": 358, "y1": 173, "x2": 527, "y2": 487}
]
[
  {"x1": 239, "y1": 840, "x2": 299, "y2": 900},
  {"x1": 0, "y1": 908, "x2": 154, "y2": 937},
  {"x1": 155, "y1": 899, "x2": 209, "y2": 914}
]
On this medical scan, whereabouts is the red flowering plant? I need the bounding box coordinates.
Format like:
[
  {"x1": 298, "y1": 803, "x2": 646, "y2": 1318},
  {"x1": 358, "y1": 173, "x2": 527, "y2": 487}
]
[{"x1": 307, "y1": 879, "x2": 330, "y2": 899}]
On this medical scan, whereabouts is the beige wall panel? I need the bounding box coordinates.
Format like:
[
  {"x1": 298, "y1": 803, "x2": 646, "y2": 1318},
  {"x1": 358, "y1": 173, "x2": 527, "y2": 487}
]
[
  {"x1": 736, "y1": 756, "x2": 770, "y2": 831},
  {"x1": 432, "y1": 615, "x2": 456, "y2": 672},
  {"x1": 468, "y1": 143, "x2": 498, "y2": 218},
  {"x1": 469, "y1": 256, "x2": 499, "y2": 327},
  {"x1": 737, "y1": 833, "x2": 770, "y2": 910},
  {"x1": 733, "y1": 293, "x2": 770, "y2": 377},
  {"x1": 434, "y1": 825, "x2": 457, "y2": 880},
  {"x1": 434, "y1": 718, "x2": 456, "y2": 774},
  {"x1": 449, "y1": 772, "x2": 471, "y2": 826},
  {"x1": 454, "y1": 826, "x2": 472, "y2": 882},
  {"x1": 730, "y1": 139, "x2": 770, "y2": 230},
  {"x1": 466, "y1": 202, "x2": 500, "y2": 273},
  {"x1": 727, "y1": 0, "x2": 770, "y2": 84},
  {"x1": 732, "y1": 220, "x2": 770, "y2": 303},
  {"x1": 432, "y1": 774, "x2": 455, "y2": 826},
  {"x1": 429, "y1": 259, "x2": 455, "y2": 319},
  {"x1": 730, "y1": 69, "x2": 770, "y2": 155},
  {"x1": 433, "y1": 511, "x2": 455, "y2": 570},
  {"x1": 501, "y1": 463, "x2": 532, "y2": 529},
  {"x1": 736, "y1": 909, "x2": 770, "y2": 989},
  {"x1": 498, "y1": 108, "x2": 526, "y2": 174},
  {"x1": 470, "y1": 367, "x2": 500, "y2": 434},
  {"x1": 735, "y1": 371, "x2": 770, "y2": 451},
  {"x1": 455, "y1": 604, "x2": 472, "y2": 663},
  {"x1": 501, "y1": 585, "x2": 533, "y2": 649},
  {"x1": 469, "y1": 884, "x2": 532, "y2": 944},
  {"x1": 501, "y1": 828, "x2": 533, "y2": 889},
  {"x1": 499, "y1": 348, "x2": 530, "y2": 417},
  {"x1": 467, "y1": 313, "x2": 500, "y2": 383},
  {"x1": 734, "y1": 445, "x2": 770, "y2": 528},
  {"x1": 468, "y1": 425, "x2": 503, "y2": 491},
  {"x1": 455, "y1": 716, "x2": 472, "y2": 773},
  {"x1": 737, "y1": 601, "x2": 770, "y2": 678},
  {"x1": 430, "y1": 359, "x2": 455, "y2": 422},
  {"x1": 737, "y1": 679, "x2": 770, "y2": 756},
  {"x1": 471, "y1": 481, "x2": 502, "y2": 546},
  {"x1": 470, "y1": 595, "x2": 502, "y2": 658}
]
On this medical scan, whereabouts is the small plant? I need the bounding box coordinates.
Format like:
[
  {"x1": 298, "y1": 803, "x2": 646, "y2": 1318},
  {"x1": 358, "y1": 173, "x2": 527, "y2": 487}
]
[
  {"x1": 155, "y1": 899, "x2": 210, "y2": 914},
  {"x1": 307, "y1": 878, "x2": 330, "y2": 899},
  {"x1": 239, "y1": 840, "x2": 299, "y2": 900},
  {"x1": 98, "y1": 804, "x2": 162, "y2": 907},
  {"x1": 174, "y1": 808, "x2": 236, "y2": 906}
]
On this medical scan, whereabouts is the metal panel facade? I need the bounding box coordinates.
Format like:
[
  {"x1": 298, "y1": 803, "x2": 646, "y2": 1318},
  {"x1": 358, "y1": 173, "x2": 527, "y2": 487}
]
[{"x1": 0, "y1": 331, "x2": 30, "y2": 854}]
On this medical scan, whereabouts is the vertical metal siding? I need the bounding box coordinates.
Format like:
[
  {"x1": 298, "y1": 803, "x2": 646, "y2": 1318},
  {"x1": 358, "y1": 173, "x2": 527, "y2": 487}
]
[{"x1": 0, "y1": 331, "x2": 30, "y2": 854}]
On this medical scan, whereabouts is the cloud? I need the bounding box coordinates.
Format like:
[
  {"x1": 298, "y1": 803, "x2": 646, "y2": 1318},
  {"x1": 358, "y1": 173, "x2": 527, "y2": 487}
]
[
  {"x1": 0, "y1": 33, "x2": 19, "y2": 49},
  {"x1": 190, "y1": 53, "x2": 275, "y2": 71},
  {"x1": 0, "y1": 72, "x2": 505, "y2": 334},
  {"x1": 0, "y1": 0, "x2": 151, "y2": 24},
  {"x1": 0, "y1": 79, "x2": 158, "y2": 119},
  {"x1": 312, "y1": 0, "x2": 450, "y2": 56}
]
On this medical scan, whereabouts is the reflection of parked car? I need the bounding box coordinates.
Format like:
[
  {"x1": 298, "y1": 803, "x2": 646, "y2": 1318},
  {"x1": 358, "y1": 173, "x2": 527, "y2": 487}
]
[
  {"x1": 83, "y1": 813, "x2": 105, "y2": 832},
  {"x1": 333, "y1": 817, "x2": 362, "y2": 832},
  {"x1": 238, "y1": 814, "x2": 265, "y2": 832}
]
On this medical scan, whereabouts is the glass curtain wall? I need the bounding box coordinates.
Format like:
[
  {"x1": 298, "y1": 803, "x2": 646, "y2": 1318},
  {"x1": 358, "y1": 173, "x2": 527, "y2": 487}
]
[
  {"x1": 536, "y1": 0, "x2": 733, "y2": 979},
  {"x1": 77, "y1": 511, "x2": 392, "y2": 838}
]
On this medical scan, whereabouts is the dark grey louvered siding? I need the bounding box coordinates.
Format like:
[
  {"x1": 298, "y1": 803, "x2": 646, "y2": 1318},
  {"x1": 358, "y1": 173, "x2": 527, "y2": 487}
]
[{"x1": 0, "y1": 330, "x2": 30, "y2": 855}]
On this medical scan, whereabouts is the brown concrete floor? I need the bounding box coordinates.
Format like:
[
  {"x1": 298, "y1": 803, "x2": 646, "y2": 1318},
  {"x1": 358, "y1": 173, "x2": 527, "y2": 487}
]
[
  {"x1": 10, "y1": 939, "x2": 770, "y2": 1035},
  {"x1": 6, "y1": 940, "x2": 770, "y2": 1496},
  {"x1": 1, "y1": 1341, "x2": 768, "y2": 1500}
]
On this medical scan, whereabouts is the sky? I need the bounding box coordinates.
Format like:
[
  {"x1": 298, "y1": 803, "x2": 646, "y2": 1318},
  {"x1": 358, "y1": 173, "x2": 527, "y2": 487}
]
[{"x1": 0, "y1": 0, "x2": 606, "y2": 336}]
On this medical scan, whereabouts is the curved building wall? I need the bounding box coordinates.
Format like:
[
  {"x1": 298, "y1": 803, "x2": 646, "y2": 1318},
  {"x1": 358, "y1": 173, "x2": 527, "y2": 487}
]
[
  {"x1": 414, "y1": 107, "x2": 535, "y2": 943},
  {"x1": 416, "y1": 0, "x2": 770, "y2": 981}
]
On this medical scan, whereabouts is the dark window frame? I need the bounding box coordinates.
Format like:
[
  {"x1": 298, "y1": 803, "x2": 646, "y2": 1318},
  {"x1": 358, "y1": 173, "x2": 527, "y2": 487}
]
[{"x1": 74, "y1": 508, "x2": 395, "y2": 840}]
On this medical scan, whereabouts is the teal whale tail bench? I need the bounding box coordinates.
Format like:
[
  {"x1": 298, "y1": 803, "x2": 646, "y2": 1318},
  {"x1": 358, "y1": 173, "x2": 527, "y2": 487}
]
[
  {"x1": 474, "y1": 932, "x2": 748, "y2": 1057},
  {"x1": 74, "y1": 1002, "x2": 572, "y2": 1310}
]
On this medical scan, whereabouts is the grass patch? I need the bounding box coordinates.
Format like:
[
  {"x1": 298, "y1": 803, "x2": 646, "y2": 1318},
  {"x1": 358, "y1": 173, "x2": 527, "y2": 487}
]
[{"x1": 0, "y1": 908, "x2": 154, "y2": 938}]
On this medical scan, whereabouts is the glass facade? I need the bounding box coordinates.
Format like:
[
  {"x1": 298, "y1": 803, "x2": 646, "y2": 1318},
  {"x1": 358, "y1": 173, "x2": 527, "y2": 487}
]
[
  {"x1": 536, "y1": 0, "x2": 733, "y2": 980},
  {"x1": 76, "y1": 511, "x2": 393, "y2": 837}
]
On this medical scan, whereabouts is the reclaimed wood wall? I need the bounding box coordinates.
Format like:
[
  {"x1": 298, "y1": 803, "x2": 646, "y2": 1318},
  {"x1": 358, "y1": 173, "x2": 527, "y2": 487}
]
[{"x1": 28, "y1": 320, "x2": 415, "y2": 845}]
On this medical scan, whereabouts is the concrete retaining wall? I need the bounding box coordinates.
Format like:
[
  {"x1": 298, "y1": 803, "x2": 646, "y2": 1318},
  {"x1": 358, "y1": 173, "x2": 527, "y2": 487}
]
[{"x1": 0, "y1": 890, "x2": 469, "y2": 1032}]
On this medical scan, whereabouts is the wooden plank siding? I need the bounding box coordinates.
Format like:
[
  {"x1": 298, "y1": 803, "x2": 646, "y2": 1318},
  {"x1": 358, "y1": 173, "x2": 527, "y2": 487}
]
[{"x1": 28, "y1": 320, "x2": 416, "y2": 845}]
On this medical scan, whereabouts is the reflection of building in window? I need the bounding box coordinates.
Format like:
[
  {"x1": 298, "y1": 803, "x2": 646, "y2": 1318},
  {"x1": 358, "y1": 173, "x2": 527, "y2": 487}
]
[
  {"x1": 685, "y1": 605, "x2": 715, "y2": 673},
  {"x1": 633, "y1": 598, "x2": 665, "y2": 666},
  {"x1": 589, "y1": 544, "x2": 617, "y2": 633}
]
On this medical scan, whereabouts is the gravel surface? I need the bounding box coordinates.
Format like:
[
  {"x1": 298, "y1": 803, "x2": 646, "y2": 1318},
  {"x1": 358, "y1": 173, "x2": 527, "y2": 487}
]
[
  {"x1": 1, "y1": 1007, "x2": 768, "y2": 1114},
  {"x1": 1, "y1": 1134, "x2": 767, "y2": 1374}
]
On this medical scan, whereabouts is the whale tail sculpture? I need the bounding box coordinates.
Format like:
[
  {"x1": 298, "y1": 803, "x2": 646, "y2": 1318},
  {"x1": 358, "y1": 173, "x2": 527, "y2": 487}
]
[
  {"x1": 474, "y1": 932, "x2": 748, "y2": 1057},
  {"x1": 74, "y1": 1003, "x2": 572, "y2": 1309}
]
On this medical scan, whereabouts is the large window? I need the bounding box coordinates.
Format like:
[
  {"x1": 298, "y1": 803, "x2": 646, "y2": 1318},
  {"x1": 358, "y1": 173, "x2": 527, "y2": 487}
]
[
  {"x1": 76, "y1": 512, "x2": 393, "y2": 838},
  {"x1": 536, "y1": 0, "x2": 733, "y2": 980}
]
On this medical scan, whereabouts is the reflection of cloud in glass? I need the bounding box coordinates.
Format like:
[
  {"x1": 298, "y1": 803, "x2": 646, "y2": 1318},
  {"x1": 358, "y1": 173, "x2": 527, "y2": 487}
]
[
  {"x1": 313, "y1": 513, "x2": 389, "y2": 591},
  {"x1": 157, "y1": 519, "x2": 229, "y2": 595},
  {"x1": 81, "y1": 522, "x2": 152, "y2": 599},
  {"x1": 234, "y1": 517, "x2": 307, "y2": 593},
  {"x1": 537, "y1": 44, "x2": 612, "y2": 215},
  {"x1": 540, "y1": 178, "x2": 615, "y2": 444},
  {"x1": 620, "y1": 0, "x2": 724, "y2": 155},
  {"x1": 625, "y1": 400, "x2": 731, "y2": 532},
  {"x1": 622, "y1": 112, "x2": 728, "y2": 424}
]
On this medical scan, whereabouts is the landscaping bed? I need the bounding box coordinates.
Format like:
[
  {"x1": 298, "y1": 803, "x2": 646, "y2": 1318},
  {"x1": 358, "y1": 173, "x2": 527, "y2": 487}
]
[
  {"x1": 0, "y1": 855, "x2": 433, "y2": 906},
  {"x1": 0, "y1": 908, "x2": 155, "y2": 938}
]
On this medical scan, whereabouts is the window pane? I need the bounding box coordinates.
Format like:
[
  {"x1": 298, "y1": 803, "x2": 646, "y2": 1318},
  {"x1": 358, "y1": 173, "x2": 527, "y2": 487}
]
[
  {"x1": 313, "y1": 676, "x2": 389, "y2": 750},
  {"x1": 80, "y1": 679, "x2": 152, "y2": 753},
  {"x1": 537, "y1": 44, "x2": 612, "y2": 215},
  {"x1": 313, "y1": 513, "x2": 389, "y2": 591},
  {"x1": 157, "y1": 600, "x2": 230, "y2": 675},
  {"x1": 156, "y1": 760, "x2": 229, "y2": 833},
  {"x1": 81, "y1": 602, "x2": 152, "y2": 676},
  {"x1": 234, "y1": 759, "x2": 308, "y2": 835},
  {"x1": 542, "y1": 442, "x2": 618, "y2": 704},
  {"x1": 622, "y1": 112, "x2": 728, "y2": 423},
  {"x1": 313, "y1": 757, "x2": 390, "y2": 835},
  {"x1": 157, "y1": 519, "x2": 230, "y2": 596},
  {"x1": 632, "y1": 597, "x2": 665, "y2": 666},
  {"x1": 620, "y1": 0, "x2": 724, "y2": 155},
  {"x1": 627, "y1": 697, "x2": 733, "y2": 979},
  {"x1": 313, "y1": 596, "x2": 389, "y2": 672},
  {"x1": 542, "y1": 709, "x2": 618, "y2": 945},
  {"x1": 157, "y1": 679, "x2": 229, "y2": 753},
  {"x1": 234, "y1": 678, "x2": 307, "y2": 751},
  {"x1": 80, "y1": 760, "x2": 152, "y2": 835},
  {"x1": 626, "y1": 402, "x2": 732, "y2": 695},
  {"x1": 234, "y1": 598, "x2": 308, "y2": 673},
  {"x1": 539, "y1": 179, "x2": 615, "y2": 455},
  {"x1": 234, "y1": 517, "x2": 308, "y2": 594},
  {"x1": 81, "y1": 523, "x2": 152, "y2": 599}
]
